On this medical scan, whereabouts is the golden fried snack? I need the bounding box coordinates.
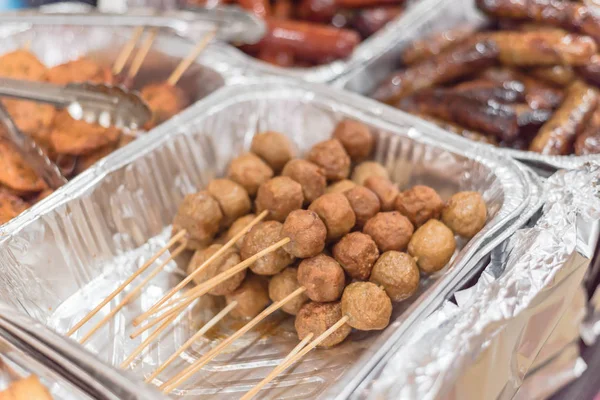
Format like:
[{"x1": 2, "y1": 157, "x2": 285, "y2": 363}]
[
  {"x1": 46, "y1": 57, "x2": 113, "y2": 85},
  {"x1": 49, "y1": 111, "x2": 121, "y2": 156},
  {"x1": 225, "y1": 274, "x2": 270, "y2": 318},
  {"x1": 333, "y1": 232, "x2": 379, "y2": 280},
  {"x1": 0, "y1": 376, "x2": 53, "y2": 400},
  {"x1": 172, "y1": 191, "x2": 223, "y2": 250},
  {"x1": 187, "y1": 244, "x2": 246, "y2": 295},
  {"x1": 442, "y1": 191, "x2": 487, "y2": 239},
  {"x1": 298, "y1": 254, "x2": 345, "y2": 302},
  {"x1": 269, "y1": 267, "x2": 308, "y2": 315},
  {"x1": 207, "y1": 179, "x2": 252, "y2": 227},
  {"x1": 370, "y1": 251, "x2": 419, "y2": 302},
  {"x1": 332, "y1": 119, "x2": 374, "y2": 162},
  {"x1": 2, "y1": 100, "x2": 56, "y2": 139},
  {"x1": 0, "y1": 50, "x2": 47, "y2": 81},
  {"x1": 281, "y1": 159, "x2": 326, "y2": 204},
  {"x1": 250, "y1": 131, "x2": 295, "y2": 172},
  {"x1": 394, "y1": 185, "x2": 444, "y2": 228},
  {"x1": 574, "y1": 106, "x2": 600, "y2": 155},
  {"x1": 307, "y1": 139, "x2": 351, "y2": 181},
  {"x1": 140, "y1": 82, "x2": 190, "y2": 128},
  {"x1": 401, "y1": 25, "x2": 478, "y2": 65},
  {"x1": 363, "y1": 211, "x2": 413, "y2": 252},
  {"x1": 0, "y1": 189, "x2": 30, "y2": 225},
  {"x1": 308, "y1": 193, "x2": 356, "y2": 241},
  {"x1": 282, "y1": 209, "x2": 327, "y2": 258},
  {"x1": 344, "y1": 186, "x2": 381, "y2": 228},
  {"x1": 408, "y1": 219, "x2": 456, "y2": 274},
  {"x1": 295, "y1": 302, "x2": 351, "y2": 347},
  {"x1": 0, "y1": 139, "x2": 46, "y2": 195},
  {"x1": 228, "y1": 153, "x2": 274, "y2": 197},
  {"x1": 241, "y1": 221, "x2": 295, "y2": 275},
  {"x1": 341, "y1": 282, "x2": 392, "y2": 331},
  {"x1": 255, "y1": 176, "x2": 304, "y2": 222}
]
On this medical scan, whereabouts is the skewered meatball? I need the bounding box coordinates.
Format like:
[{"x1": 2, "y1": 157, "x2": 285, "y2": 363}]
[
  {"x1": 308, "y1": 193, "x2": 356, "y2": 241},
  {"x1": 298, "y1": 254, "x2": 345, "y2": 302},
  {"x1": 140, "y1": 82, "x2": 189, "y2": 128},
  {"x1": 225, "y1": 274, "x2": 270, "y2": 318},
  {"x1": 307, "y1": 139, "x2": 351, "y2": 181},
  {"x1": 251, "y1": 131, "x2": 295, "y2": 172},
  {"x1": 370, "y1": 251, "x2": 420, "y2": 302},
  {"x1": 256, "y1": 176, "x2": 304, "y2": 222},
  {"x1": 281, "y1": 159, "x2": 326, "y2": 203},
  {"x1": 332, "y1": 119, "x2": 375, "y2": 162},
  {"x1": 341, "y1": 282, "x2": 392, "y2": 331},
  {"x1": 364, "y1": 176, "x2": 399, "y2": 211},
  {"x1": 395, "y1": 185, "x2": 444, "y2": 227},
  {"x1": 228, "y1": 153, "x2": 274, "y2": 196},
  {"x1": 282, "y1": 209, "x2": 326, "y2": 258},
  {"x1": 241, "y1": 221, "x2": 295, "y2": 275},
  {"x1": 344, "y1": 186, "x2": 381, "y2": 228},
  {"x1": 325, "y1": 179, "x2": 356, "y2": 194},
  {"x1": 351, "y1": 161, "x2": 389, "y2": 186},
  {"x1": 187, "y1": 244, "x2": 246, "y2": 296},
  {"x1": 227, "y1": 213, "x2": 257, "y2": 249},
  {"x1": 442, "y1": 191, "x2": 487, "y2": 238},
  {"x1": 207, "y1": 179, "x2": 251, "y2": 227},
  {"x1": 408, "y1": 219, "x2": 456, "y2": 274},
  {"x1": 363, "y1": 212, "x2": 414, "y2": 252},
  {"x1": 269, "y1": 267, "x2": 309, "y2": 315},
  {"x1": 295, "y1": 301, "x2": 352, "y2": 348},
  {"x1": 333, "y1": 232, "x2": 379, "y2": 280},
  {"x1": 172, "y1": 191, "x2": 223, "y2": 250}
]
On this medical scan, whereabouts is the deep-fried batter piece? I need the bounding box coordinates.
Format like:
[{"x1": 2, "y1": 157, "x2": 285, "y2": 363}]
[
  {"x1": 2, "y1": 99, "x2": 56, "y2": 139},
  {"x1": 0, "y1": 188, "x2": 30, "y2": 224},
  {"x1": 0, "y1": 139, "x2": 46, "y2": 194},
  {"x1": 0, "y1": 50, "x2": 47, "y2": 80},
  {"x1": 49, "y1": 111, "x2": 121, "y2": 155},
  {"x1": 140, "y1": 82, "x2": 190, "y2": 128},
  {"x1": 46, "y1": 57, "x2": 113, "y2": 85}
]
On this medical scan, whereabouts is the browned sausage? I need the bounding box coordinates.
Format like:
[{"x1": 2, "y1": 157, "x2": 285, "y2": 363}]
[
  {"x1": 415, "y1": 113, "x2": 499, "y2": 145},
  {"x1": 576, "y1": 54, "x2": 600, "y2": 86},
  {"x1": 372, "y1": 38, "x2": 499, "y2": 104},
  {"x1": 574, "y1": 105, "x2": 600, "y2": 155},
  {"x1": 298, "y1": 0, "x2": 402, "y2": 22},
  {"x1": 529, "y1": 80, "x2": 598, "y2": 154},
  {"x1": 529, "y1": 65, "x2": 575, "y2": 87},
  {"x1": 401, "y1": 25, "x2": 479, "y2": 65},
  {"x1": 238, "y1": 0, "x2": 271, "y2": 18},
  {"x1": 273, "y1": 0, "x2": 293, "y2": 19},
  {"x1": 352, "y1": 6, "x2": 403, "y2": 38},
  {"x1": 452, "y1": 79, "x2": 526, "y2": 104},
  {"x1": 257, "y1": 48, "x2": 295, "y2": 67}
]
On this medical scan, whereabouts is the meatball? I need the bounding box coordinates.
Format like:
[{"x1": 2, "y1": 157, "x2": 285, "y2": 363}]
[
  {"x1": 251, "y1": 131, "x2": 295, "y2": 172},
  {"x1": 255, "y1": 176, "x2": 304, "y2": 222},
  {"x1": 442, "y1": 191, "x2": 487, "y2": 238},
  {"x1": 241, "y1": 221, "x2": 295, "y2": 275},
  {"x1": 341, "y1": 282, "x2": 392, "y2": 331},
  {"x1": 363, "y1": 211, "x2": 414, "y2": 252},
  {"x1": 295, "y1": 301, "x2": 352, "y2": 347},
  {"x1": 140, "y1": 82, "x2": 189, "y2": 127},
  {"x1": 172, "y1": 191, "x2": 223, "y2": 250},
  {"x1": 207, "y1": 179, "x2": 251, "y2": 227},
  {"x1": 408, "y1": 219, "x2": 456, "y2": 274},
  {"x1": 364, "y1": 176, "x2": 399, "y2": 211},
  {"x1": 308, "y1": 193, "x2": 356, "y2": 241},
  {"x1": 225, "y1": 274, "x2": 270, "y2": 318},
  {"x1": 395, "y1": 185, "x2": 444, "y2": 227},
  {"x1": 187, "y1": 244, "x2": 246, "y2": 296},
  {"x1": 370, "y1": 251, "x2": 420, "y2": 302},
  {"x1": 307, "y1": 139, "x2": 351, "y2": 181},
  {"x1": 351, "y1": 161, "x2": 389, "y2": 186},
  {"x1": 282, "y1": 210, "x2": 327, "y2": 258},
  {"x1": 297, "y1": 254, "x2": 345, "y2": 302},
  {"x1": 228, "y1": 153, "x2": 274, "y2": 196},
  {"x1": 281, "y1": 159, "x2": 326, "y2": 203},
  {"x1": 333, "y1": 232, "x2": 379, "y2": 280},
  {"x1": 269, "y1": 267, "x2": 308, "y2": 315},
  {"x1": 332, "y1": 119, "x2": 375, "y2": 162},
  {"x1": 344, "y1": 186, "x2": 381, "y2": 228},
  {"x1": 325, "y1": 179, "x2": 356, "y2": 194},
  {"x1": 227, "y1": 214, "x2": 257, "y2": 249}
]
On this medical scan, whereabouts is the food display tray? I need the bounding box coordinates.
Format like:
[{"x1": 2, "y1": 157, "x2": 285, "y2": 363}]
[{"x1": 0, "y1": 78, "x2": 539, "y2": 399}]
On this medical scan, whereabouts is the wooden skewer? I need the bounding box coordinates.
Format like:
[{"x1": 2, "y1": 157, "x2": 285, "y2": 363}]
[
  {"x1": 79, "y1": 241, "x2": 187, "y2": 344},
  {"x1": 66, "y1": 230, "x2": 187, "y2": 337},
  {"x1": 127, "y1": 28, "x2": 158, "y2": 80},
  {"x1": 113, "y1": 27, "x2": 145, "y2": 75},
  {"x1": 160, "y1": 286, "x2": 306, "y2": 393},
  {"x1": 134, "y1": 210, "x2": 269, "y2": 325},
  {"x1": 240, "y1": 316, "x2": 350, "y2": 400},
  {"x1": 145, "y1": 301, "x2": 238, "y2": 383},
  {"x1": 129, "y1": 292, "x2": 196, "y2": 339},
  {"x1": 166, "y1": 30, "x2": 216, "y2": 86}
]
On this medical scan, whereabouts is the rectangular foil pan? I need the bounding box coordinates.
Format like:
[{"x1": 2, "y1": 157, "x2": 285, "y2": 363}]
[
  {"x1": 0, "y1": 78, "x2": 536, "y2": 399},
  {"x1": 333, "y1": 0, "x2": 600, "y2": 172}
]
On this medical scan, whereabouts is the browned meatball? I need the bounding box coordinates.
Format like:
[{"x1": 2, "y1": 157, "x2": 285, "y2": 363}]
[
  {"x1": 241, "y1": 221, "x2": 295, "y2": 275},
  {"x1": 295, "y1": 301, "x2": 351, "y2": 347},
  {"x1": 282, "y1": 210, "x2": 327, "y2": 258},
  {"x1": 370, "y1": 251, "x2": 419, "y2": 302},
  {"x1": 442, "y1": 191, "x2": 487, "y2": 238},
  {"x1": 344, "y1": 186, "x2": 381, "y2": 228},
  {"x1": 351, "y1": 161, "x2": 389, "y2": 186},
  {"x1": 207, "y1": 179, "x2": 251, "y2": 227},
  {"x1": 227, "y1": 214, "x2": 257, "y2": 249},
  {"x1": 308, "y1": 193, "x2": 356, "y2": 241},
  {"x1": 363, "y1": 212, "x2": 414, "y2": 252},
  {"x1": 341, "y1": 282, "x2": 392, "y2": 331},
  {"x1": 408, "y1": 219, "x2": 456, "y2": 274},
  {"x1": 172, "y1": 191, "x2": 223, "y2": 250},
  {"x1": 395, "y1": 185, "x2": 444, "y2": 228},
  {"x1": 140, "y1": 82, "x2": 189, "y2": 127},
  {"x1": 228, "y1": 153, "x2": 274, "y2": 196},
  {"x1": 307, "y1": 139, "x2": 351, "y2": 181},
  {"x1": 251, "y1": 131, "x2": 295, "y2": 172},
  {"x1": 364, "y1": 176, "x2": 399, "y2": 211},
  {"x1": 187, "y1": 244, "x2": 246, "y2": 296},
  {"x1": 255, "y1": 176, "x2": 304, "y2": 222},
  {"x1": 325, "y1": 179, "x2": 356, "y2": 194},
  {"x1": 297, "y1": 254, "x2": 345, "y2": 302},
  {"x1": 225, "y1": 274, "x2": 270, "y2": 318},
  {"x1": 332, "y1": 119, "x2": 375, "y2": 162},
  {"x1": 281, "y1": 159, "x2": 326, "y2": 203},
  {"x1": 269, "y1": 267, "x2": 309, "y2": 315},
  {"x1": 333, "y1": 232, "x2": 379, "y2": 280}
]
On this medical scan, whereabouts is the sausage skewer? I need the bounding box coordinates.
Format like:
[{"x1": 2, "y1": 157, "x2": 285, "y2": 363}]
[
  {"x1": 167, "y1": 30, "x2": 216, "y2": 86},
  {"x1": 112, "y1": 27, "x2": 145, "y2": 76},
  {"x1": 126, "y1": 28, "x2": 158, "y2": 82}
]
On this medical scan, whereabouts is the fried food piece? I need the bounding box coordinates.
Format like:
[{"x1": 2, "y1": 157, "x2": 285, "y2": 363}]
[
  {"x1": 74, "y1": 141, "x2": 118, "y2": 175},
  {"x1": 530, "y1": 80, "x2": 598, "y2": 155},
  {"x1": 281, "y1": 159, "x2": 326, "y2": 204},
  {"x1": 225, "y1": 274, "x2": 270, "y2": 318},
  {"x1": 442, "y1": 191, "x2": 487, "y2": 239},
  {"x1": 351, "y1": 161, "x2": 389, "y2": 186},
  {"x1": 0, "y1": 139, "x2": 46, "y2": 194},
  {"x1": 207, "y1": 179, "x2": 251, "y2": 227},
  {"x1": 370, "y1": 251, "x2": 419, "y2": 302},
  {"x1": 307, "y1": 139, "x2": 351, "y2": 181},
  {"x1": 530, "y1": 65, "x2": 575, "y2": 87},
  {"x1": 228, "y1": 153, "x2": 274, "y2": 197},
  {"x1": 256, "y1": 176, "x2": 304, "y2": 222},
  {"x1": 344, "y1": 186, "x2": 381, "y2": 228},
  {"x1": 140, "y1": 82, "x2": 190, "y2": 128},
  {"x1": 325, "y1": 179, "x2": 356, "y2": 194},
  {"x1": 341, "y1": 282, "x2": 392, "y2": 331},
  {"x1": 241, "y1": 221, "x2": 295, "y2": 275},
  {"x1": 298, "y1": 254, "x2": 345, "y2": 302},
  {"x1": 408, "y1": 219, "x2": 456, "y2": 274},
  {"x1": 269, "y1": 267, "x2": 308, "y2": 315},
  {"x1": 2, "y1": 100, "x2": 56, "y2": 139},
  {"x1": 363, "y1": 211, "x2": 413, "y2": 252},
  {"x1": 364, "y1": 176, "x2": 398, "y2": 211},
  {"x1": 187, "y1": 244, "x2": 245, "y2": 295},
  {"x1": 333, "y1": 232, "x2": 379, "y2": 280},
  {"x1": 49, "y1": 111, "x2": 121, "y2": 156},
  {"x1": 575, "y1": 106, "x2": 600, "y2": 155},
  {"x1": 0, "y1": 50, "x2": 46, "y2": 80},
  {"x1": 332, "y1": 119, "x2": 375, "y2": 162},
  {"x1": 250, "y1": 131, "x2": 295, "y2": 172},
  {"x1": 0, "y1": 189, "x2": 29, "y2": 225},
  {"x1": 46, "y1": 57, "x2": 113, "y2": 85},
  {"x1": 282, "y1": 209, "x2": 327, "y2": 258},
  {"x1": 0, "y1": 376, "x2": 53, "y2": 400},
  {"x1": 172, "y1": 191, "x2": 223, "y2": 250},
  {"x1": 227, "y1": 213, "x2": 257, "y2": 249},
  {"x1": 308, "y1": 193, "x2": 356, "y2": 241},
  {"x1": 295, "y1": 301, "x2": 351, "y2": 347},
  {"x1": 401, "y1": 25, "x2": 478, "y2": 65},
  {"x1": 394, "y1": 185, "x2": 444, "y2": 228}
]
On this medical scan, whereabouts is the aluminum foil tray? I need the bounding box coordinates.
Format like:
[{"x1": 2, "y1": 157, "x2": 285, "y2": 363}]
[
  {"x1": 0, "y1": 78, "x2": 537, "y2": 399},
  {"x1": 334, "y1": 0, "x2": 600, "y2": 172}
]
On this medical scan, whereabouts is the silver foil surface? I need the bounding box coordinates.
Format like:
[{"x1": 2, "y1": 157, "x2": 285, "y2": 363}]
[{"x1": 0, "y1": 79, "x2": 537, "y2": 398}]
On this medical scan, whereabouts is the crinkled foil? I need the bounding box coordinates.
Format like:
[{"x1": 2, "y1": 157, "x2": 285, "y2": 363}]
[
  {"x1": 357, "y1": 163, "x2": 600, "y2": 400},
  {"x1": 0, "y1": 79, "x2": 537, "y2": 398}
]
